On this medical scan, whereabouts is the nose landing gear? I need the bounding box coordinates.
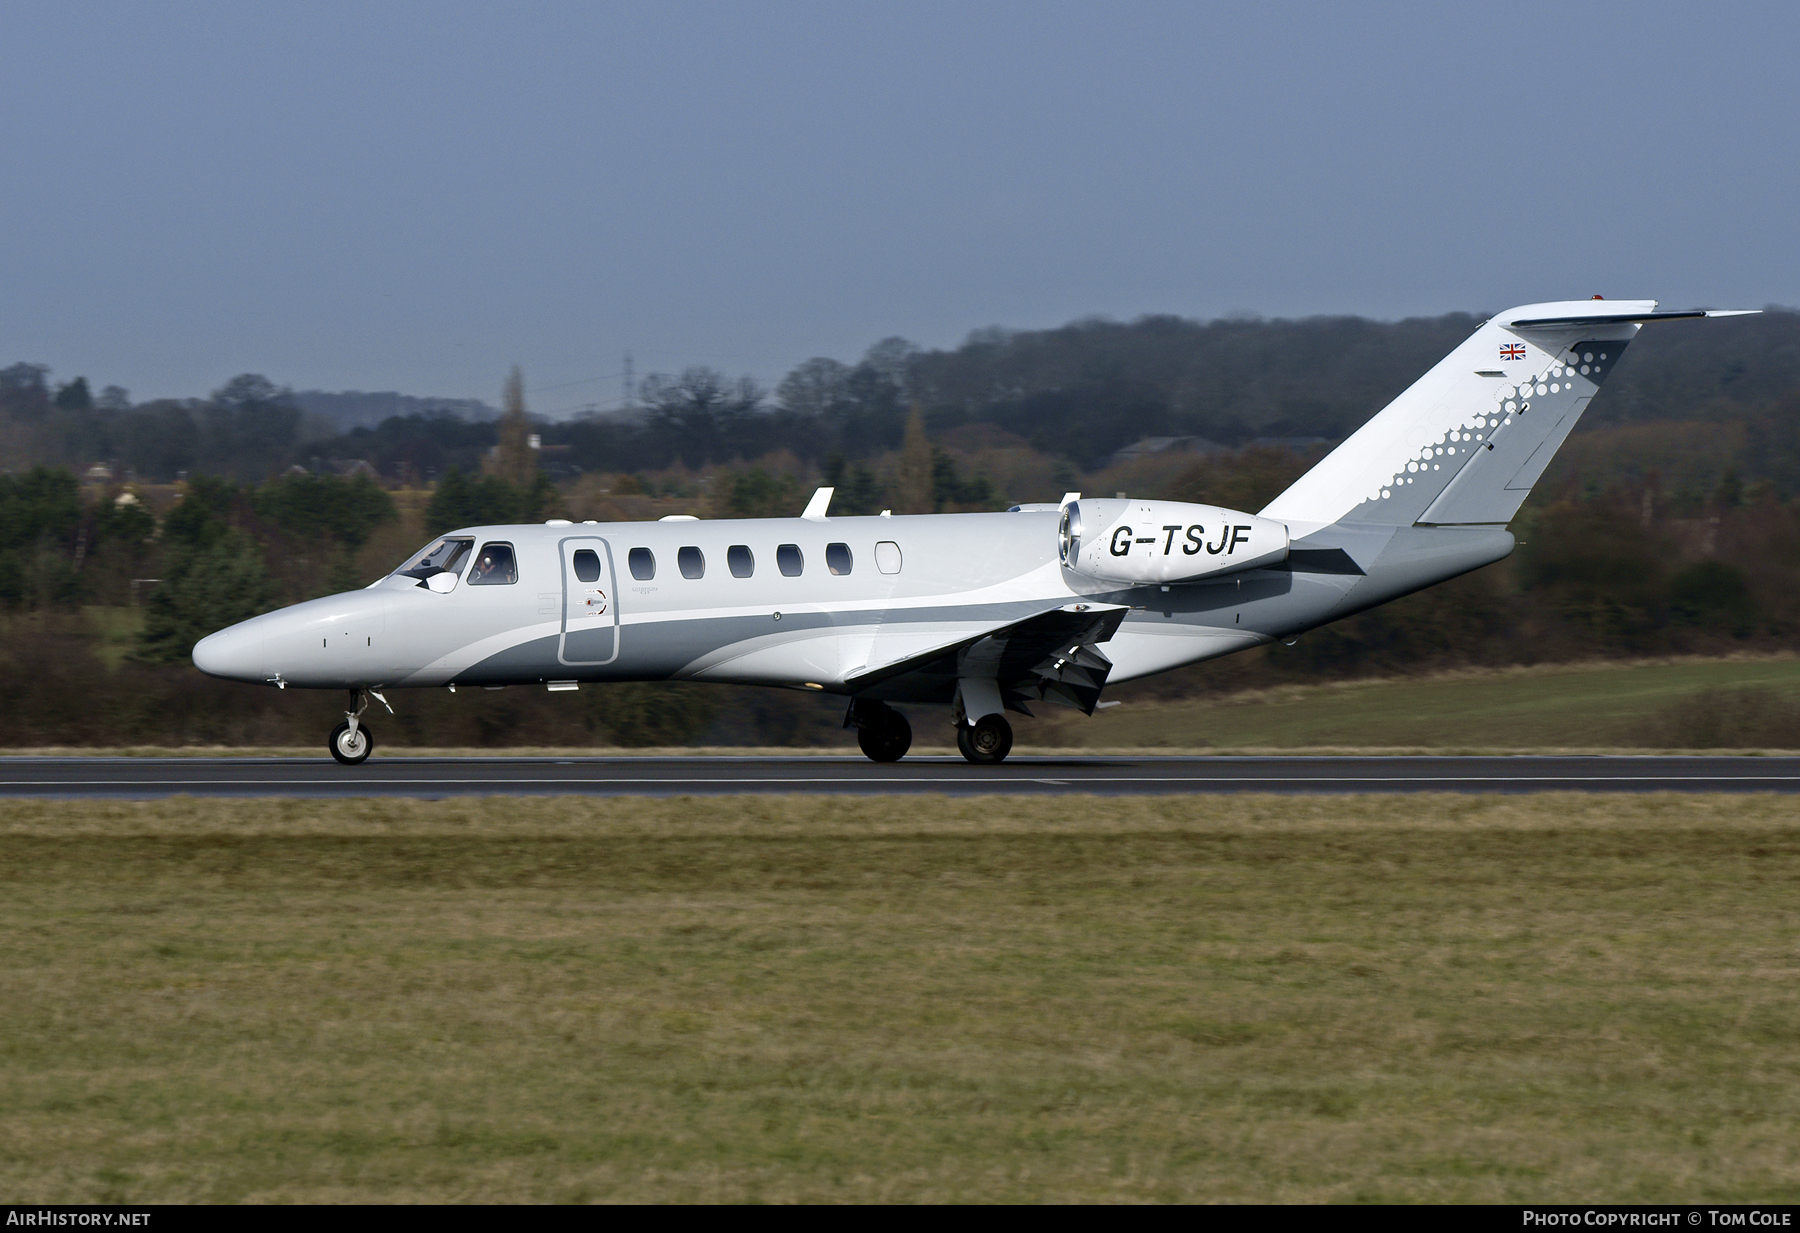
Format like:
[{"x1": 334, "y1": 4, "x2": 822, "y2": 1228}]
[
  {"x1": 329, "y1": 719, "x2": 372, "y2": 764},
  {"x1": 329, "y1": 688, "x2": 391, "y2": 765}
]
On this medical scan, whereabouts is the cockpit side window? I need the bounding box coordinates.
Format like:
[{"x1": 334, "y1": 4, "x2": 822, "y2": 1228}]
[
  {"x1": 467, "y1": 542, "x2": 518, "y2": 586},
  {"x1": 397, "y1": 537, "x2": 473, "y2": 581}
]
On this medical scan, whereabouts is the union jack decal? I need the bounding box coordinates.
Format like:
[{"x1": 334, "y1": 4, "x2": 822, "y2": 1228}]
[{"x1": 1500, "y1": 344, "x2": 1526, "y2": 360}]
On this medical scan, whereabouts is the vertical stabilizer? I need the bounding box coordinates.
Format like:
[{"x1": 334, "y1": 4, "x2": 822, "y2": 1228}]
[{"x1": 1260, "y1": 300, "x2": 1670, "y2": 531}]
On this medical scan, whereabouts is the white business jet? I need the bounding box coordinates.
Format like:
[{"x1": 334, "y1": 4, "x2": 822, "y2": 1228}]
[{"x1": 194, "y1": 299, "x2": 1754, "y2": 764}]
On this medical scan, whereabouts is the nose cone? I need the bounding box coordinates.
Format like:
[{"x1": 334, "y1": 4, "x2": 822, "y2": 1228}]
[{"x1": 192, "y1": 625, "x2": 268, "y2": 683}]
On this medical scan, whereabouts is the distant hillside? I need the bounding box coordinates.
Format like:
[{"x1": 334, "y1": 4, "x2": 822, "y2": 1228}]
[
  {"x1": 292, "y1": 390, "x2": 495, "y2": 431},
  {"x1": 909, "y1": 307, "x2": 1800, "y2": 465},
  {"x1": 8, "y1": 304, "x2": 1799, "y2": 482}
]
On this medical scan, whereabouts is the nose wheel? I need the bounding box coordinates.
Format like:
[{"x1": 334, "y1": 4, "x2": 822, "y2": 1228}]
[
  {"x1": 329, "y1": 720, "x2": 373, "y2": 765},
  {"x1": 329, "y1": 687, "x2": 389, "y2": 765},
  {"x1": 956, "y1": 714, "x2": 1013, "y2": 765}
]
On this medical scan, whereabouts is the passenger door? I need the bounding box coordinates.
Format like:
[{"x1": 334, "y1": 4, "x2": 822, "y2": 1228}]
[{"x1": 559, "y1": 537, "x2": 620, "y2": 666}]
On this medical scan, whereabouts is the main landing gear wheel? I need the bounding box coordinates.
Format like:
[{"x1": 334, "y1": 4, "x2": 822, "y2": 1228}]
[
  {"x1": 956, "y1": 714, "x2": 1013, "y2": 765},
  {"x1": 856, "y1": 708, "x2": 913, "y2": 763},
  {"x1": 329, "y1": 720, "x2": 373, "y2": 765}
]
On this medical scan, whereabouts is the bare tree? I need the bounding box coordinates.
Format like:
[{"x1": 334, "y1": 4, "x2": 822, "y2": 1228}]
[
  {"x1": 776, "y1": 357, "x2": 850, "y2": 419},
  {"x1": 640, "y1": 366, "x2": 764, "y2": 469},
  {"x1": 492, "y1": 365, "x2": 536, "y2": 488},
  {"x1": 895, "y1": 406, "x2": 933, "y2": 514}
]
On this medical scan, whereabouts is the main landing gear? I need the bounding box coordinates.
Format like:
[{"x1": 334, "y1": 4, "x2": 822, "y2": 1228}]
[
  {"x1": 955, "y1": 713, "x2": 1013, "y2": 765},
  {"x1": 847, "y1": 696, "x2": 1014, "y2": 765},
  {"x1": 329, "y1": 687, "x2": 391, "y2": 765},
  {"x1": 847, "y1": 698, "x2": 912, "y2": 763},
  {"x1": 951, "y1": 678, "x2": 1014, "y2": 765}
]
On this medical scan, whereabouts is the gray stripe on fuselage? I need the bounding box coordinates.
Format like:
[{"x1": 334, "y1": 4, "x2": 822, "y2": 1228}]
[
  {"x1": 454, "y1": 581, "x2": 1306, "y2": 688},
  {"x1": 452, "y1": 634, "x2": 564, "y2": 685},
  {"x1": 456, "y1": 600, "x2": 1059, "y2": 686}
]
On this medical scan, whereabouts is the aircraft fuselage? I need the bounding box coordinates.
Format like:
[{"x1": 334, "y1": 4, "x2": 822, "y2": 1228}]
[{"x1": 194, "y1": 509, "x2": 1511, "y2": 703}]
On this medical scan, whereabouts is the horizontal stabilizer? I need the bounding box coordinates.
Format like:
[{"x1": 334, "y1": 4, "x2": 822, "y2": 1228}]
[{"x1": 1510, "y1": 308, "x2": 1759, "y2": 329}]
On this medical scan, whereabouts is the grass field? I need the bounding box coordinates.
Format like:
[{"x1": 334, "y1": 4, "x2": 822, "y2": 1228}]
[
  {"x1": 9, "y1": 654, "x2": 1800, "y2": 758},
  {"x1": 80, "y1": 605, "x2": 146, "y2": 671},
  {"x1": 1, "y1": 793, "x2": 1797, "y2": 1202},
  {"x1": 1038, "y1": 655, "x2": 1800, "y2": 751}
]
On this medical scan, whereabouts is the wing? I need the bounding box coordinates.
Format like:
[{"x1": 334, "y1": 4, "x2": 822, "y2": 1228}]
[{"x1": 845, "y1": 602, "x2": 1129, "y2": 715}]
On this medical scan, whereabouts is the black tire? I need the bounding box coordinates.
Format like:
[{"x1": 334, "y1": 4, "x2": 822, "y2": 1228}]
[
  {"x1": 329, "y1": 720, "x2": 373, "y2": 765},
  {"x1": 857, "y1": 709, "x2": 912, "y2": 763},
  {"x1": 955, "y1": 714, "x2": 1012, "y2": 765}
]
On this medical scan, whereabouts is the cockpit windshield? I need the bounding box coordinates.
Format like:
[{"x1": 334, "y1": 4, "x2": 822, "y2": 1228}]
[{"x1": 396, "y1": 537, "x2": 474, "y2": 581}]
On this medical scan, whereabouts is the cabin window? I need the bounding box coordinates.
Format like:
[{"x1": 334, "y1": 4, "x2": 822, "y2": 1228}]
[
  {"x1": 571, "y1": 549, "x2": 602, "y2": 583},
  {"x1": 629, "y1": 547, "x2": 655, "y2": 580},
  {"x1": 776, "y1": 543, "x2": 803, "y2": 576},
  {"x1": 467, "y1": 542, "x2": 518, "y2": 585},
  {"x1": 397, "y1": 536, "x2": 472, "y2": 581},
  {"x1": 727, "y1": 545, "x2": 754, "y2": 578},
  {"x1": 678, "y1": 546, "x2": 705, "y2": 579},
  {"x1": 826, "y1": 542, "x2": 853, "y2": 576},
  {"x1": 875, "y1": 541, "x2": 902, "y2": 574}
]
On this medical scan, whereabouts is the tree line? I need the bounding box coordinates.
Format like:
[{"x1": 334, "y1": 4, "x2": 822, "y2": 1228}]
[
  {"x1": 11, "y1": 307, "x2": 1799, "y2": 485},
  {"x1": 3, "y1": 442, "x2": 1795, "y2": 666},
  {"x1": 0, "y1": 444, "x2": 1794, "y2": 747}
]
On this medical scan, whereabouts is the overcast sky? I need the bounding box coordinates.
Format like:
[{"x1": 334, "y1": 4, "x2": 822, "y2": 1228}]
[{"x1": 4, "y1": 0, "x2": 1796, "y2": 412}]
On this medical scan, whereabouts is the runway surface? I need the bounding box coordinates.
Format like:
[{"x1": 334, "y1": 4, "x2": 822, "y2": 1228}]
[{"x1": 2, "y1": 755, "x2": 1799, "y2": 798}]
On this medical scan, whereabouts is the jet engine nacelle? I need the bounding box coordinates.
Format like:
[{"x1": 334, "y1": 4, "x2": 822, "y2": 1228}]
[{"x1": 1059, "y1": 498, "x2": 1289, "y2": 585}]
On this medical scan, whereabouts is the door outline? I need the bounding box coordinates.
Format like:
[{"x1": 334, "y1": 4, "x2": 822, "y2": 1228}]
[{"x1": 558, "y1": 536, "x2": 621, "y2": 666}]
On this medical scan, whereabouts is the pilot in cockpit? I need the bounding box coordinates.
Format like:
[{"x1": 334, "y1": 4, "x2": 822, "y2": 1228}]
[{"x1": 467, "y1": 545, "x2": 517, "y2": 586}]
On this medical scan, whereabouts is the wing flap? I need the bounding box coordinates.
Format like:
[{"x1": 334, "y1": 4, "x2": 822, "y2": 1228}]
[{"x1": 845, "y1": 603, "x2": 1129, "y2": 715}]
